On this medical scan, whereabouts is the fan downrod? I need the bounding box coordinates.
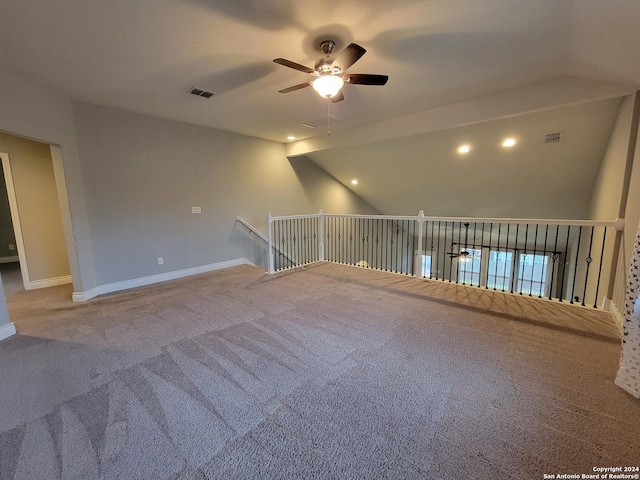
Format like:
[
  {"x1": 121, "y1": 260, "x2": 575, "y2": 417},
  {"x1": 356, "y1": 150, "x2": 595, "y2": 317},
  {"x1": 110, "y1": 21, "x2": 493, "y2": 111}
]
[
  {"x1": 320, "y1": 40, "x2": 336, "y2": 56},
  {"x1": 315, "y1": 40, "x2": 340, "y2": 75}
]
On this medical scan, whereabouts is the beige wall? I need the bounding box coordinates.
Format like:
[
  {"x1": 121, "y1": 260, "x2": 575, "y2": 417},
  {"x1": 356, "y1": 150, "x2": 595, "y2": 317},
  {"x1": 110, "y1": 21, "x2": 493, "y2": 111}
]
[
  {"x1": 0, "y1": 132, "x2": 70, "y2": 282},
  {"x1": 586, "y1": 92, "x2": 640, "y2": 312},
  {"x1": 0, "y1": 169, "x2": 16, "y2": 259},
  {"x1": 614, "y1": 117, "x2": 640, "y2": 308},
  {"x1": 588, "y1": 95, "x2": 635, "y2": 220},
  {"x1": 579, "y1": 95, "x2": 636, "y2": 307}
]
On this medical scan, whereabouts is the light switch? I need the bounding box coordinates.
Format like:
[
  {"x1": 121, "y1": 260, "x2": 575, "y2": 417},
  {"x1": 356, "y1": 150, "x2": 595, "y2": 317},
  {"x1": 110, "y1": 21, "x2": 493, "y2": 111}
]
[{"x1": 191, "y1": 206, "x2": 202, "y2": 214}]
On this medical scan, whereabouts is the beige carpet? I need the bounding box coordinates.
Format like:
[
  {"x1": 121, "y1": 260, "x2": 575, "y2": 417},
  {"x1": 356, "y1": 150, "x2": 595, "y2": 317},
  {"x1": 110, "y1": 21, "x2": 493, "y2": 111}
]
[{"x1": 0, "y1": 261, "x2": 637, "y2": 479}]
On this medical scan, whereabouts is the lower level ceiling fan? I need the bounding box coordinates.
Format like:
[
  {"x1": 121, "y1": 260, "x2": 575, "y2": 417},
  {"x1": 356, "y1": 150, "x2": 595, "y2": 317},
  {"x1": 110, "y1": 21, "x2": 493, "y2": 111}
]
[
  {"x1": 273, "y1": 40, "x2": 389, "y2": 103},
  {"x1": 447, "y1": 223, "x2": 476, "y2": 258}
]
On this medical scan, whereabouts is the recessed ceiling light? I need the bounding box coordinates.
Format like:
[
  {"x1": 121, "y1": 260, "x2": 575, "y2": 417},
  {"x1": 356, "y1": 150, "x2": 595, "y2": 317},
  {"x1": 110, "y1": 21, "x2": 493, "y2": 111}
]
[
  {"x1": 458, "y1": 144, "x2": 471, "y2": 154},
  {"x1": 351, "y1": 179, "x2": 358, "y2": 185},
  {"x1": 287, "y1": 135, "x2": 296, "y2": 141},
  {"x1": 502, "y1": 138, "x2": 517, "y2": 147}
]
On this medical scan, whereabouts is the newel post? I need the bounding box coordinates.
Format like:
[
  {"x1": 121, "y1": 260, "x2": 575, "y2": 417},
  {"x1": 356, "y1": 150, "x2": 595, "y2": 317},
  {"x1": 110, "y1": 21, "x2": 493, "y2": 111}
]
[
  {"x1": 415, "y1": 210, "x2": 425, "y2": 278},
  {"x1": 318, "y1": 210, "x2": 325, "y2": 261},
  {"x1": 267, "y1": 212, "x2": 275, "y2": 274}
]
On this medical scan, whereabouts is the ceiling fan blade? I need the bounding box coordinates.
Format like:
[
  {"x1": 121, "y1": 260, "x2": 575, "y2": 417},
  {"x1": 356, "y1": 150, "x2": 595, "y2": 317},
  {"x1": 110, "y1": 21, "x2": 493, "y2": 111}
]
[
  {"x1": 331, "y1": 43, "x2": 366, "y2": 73},
  {"x1": 278, "y1": 82, "x2": 312, "y2": 93},
  {"x1": 273, "y1": 58, "x2": 314, "y2": 75},
  {"x1": 344, "y1": 74, "x2": 389, "y2": 86},
  {"x1": 330, "y1": 91, "x2": 344, "y2": 103}
]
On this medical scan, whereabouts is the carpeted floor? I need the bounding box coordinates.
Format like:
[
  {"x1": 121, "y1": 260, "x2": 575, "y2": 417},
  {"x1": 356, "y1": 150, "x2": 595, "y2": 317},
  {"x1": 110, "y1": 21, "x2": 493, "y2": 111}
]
[{"x1": 0, "y1": 261, "x2": 637, "y2": 479}]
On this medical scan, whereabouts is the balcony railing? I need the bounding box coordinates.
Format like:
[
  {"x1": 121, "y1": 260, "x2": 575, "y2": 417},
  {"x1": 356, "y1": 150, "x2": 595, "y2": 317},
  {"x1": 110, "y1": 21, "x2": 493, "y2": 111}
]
[{"x1": 267, "y1": 211, "x2": 622, "y2": 309}]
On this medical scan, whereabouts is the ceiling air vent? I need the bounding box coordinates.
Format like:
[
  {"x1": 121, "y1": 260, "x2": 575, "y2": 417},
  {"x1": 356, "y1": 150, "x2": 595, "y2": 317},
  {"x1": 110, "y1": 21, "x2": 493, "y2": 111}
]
[
  {"x1": 188, "y1": 87, "x2": 214, "y2": 99},
  {"x1": 543, "y1": 131, "x2": 564, "y2": 144},
  {"x1": 298, "y1": 114, "x2": 341, "y2": 128}
]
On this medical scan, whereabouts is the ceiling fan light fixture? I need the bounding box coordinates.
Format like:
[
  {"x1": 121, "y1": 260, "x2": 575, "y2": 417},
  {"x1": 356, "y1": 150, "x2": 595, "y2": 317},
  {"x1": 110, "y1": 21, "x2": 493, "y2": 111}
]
[
  {"x1": 312, "y1": 75, "x2": 344, "y2": 98},
  {"x1": 275, "y1": 42, "x2": 387, "y2": 102}
]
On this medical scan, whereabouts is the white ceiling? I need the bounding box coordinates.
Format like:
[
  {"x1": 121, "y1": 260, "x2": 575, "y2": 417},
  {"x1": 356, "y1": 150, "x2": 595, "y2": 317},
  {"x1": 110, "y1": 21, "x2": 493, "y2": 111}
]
[
  {"x1": 1, "y1": 0, "x2": 639, "y2": 144},
  {"x1": 1, "y1": 0, "x2": 638, "y2": 220}
]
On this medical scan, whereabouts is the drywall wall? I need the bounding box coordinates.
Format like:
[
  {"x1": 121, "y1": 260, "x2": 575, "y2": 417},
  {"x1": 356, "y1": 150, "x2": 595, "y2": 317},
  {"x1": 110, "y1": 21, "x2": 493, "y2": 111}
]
[
  {"x1": 0, "y1": 133, "x2": 70, "y2": 282},
  {"x1": 614, "y1": 108, "x2": 640, "y2": 309},
  {"x1": 584, "y1": 92, "x2": 640, "y2": 313},
  {"x1": 588, "y1": 95, "x2": 634, "y2": 220},
  {"x1": 72, "y1": 102, "x2": 378, "y2": 286},
  {"x1": 288, "y1": 155, "x2": 379, "y2": 215},
  {"x1": 0, "y1": 68, "x2": 94, "y2": 292},
  {"x1": 0, "y1": 169, "x2": 16, "y2": 259},
  {"x1": 573, "y1": 95, "x2": 636, "y2": 307}
]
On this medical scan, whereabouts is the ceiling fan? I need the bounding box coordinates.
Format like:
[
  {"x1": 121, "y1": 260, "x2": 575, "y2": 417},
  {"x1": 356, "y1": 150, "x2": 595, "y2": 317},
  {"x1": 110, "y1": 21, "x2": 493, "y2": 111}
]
[
  {"x1": 447, "y1": 223, "x2": 477, "y2": 258},
  {"x1": 273, "y1": 40, "x2": 389, "y2": 102},
  {"x1": 447, "y1": 249, "x2": 473, "y2": 259}
]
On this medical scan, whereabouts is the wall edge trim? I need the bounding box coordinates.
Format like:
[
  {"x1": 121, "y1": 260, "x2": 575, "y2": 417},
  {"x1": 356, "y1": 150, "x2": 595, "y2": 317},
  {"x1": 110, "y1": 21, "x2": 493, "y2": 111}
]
[
  {"x1": 0, "y1": 322, "x2": 16, "y2": 341},
  {"x1": 72, "y1": 258, "x2": 256, "y2": 302},
  {"x1": 26, "y1": 275, "x2": 72, "y2": 290},
  {"x1": 604, "y1": 297, "x2": 624, "y2": 336}
]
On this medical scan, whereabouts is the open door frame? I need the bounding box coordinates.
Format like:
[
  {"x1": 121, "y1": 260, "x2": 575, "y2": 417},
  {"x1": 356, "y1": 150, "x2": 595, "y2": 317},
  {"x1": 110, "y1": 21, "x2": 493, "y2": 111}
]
[
  {"x1": 0, "y1": 151, "x2": 73, "y2": 290},
  {"x1": 0, "y1": 152, "x2": 31, "y2": 290}
]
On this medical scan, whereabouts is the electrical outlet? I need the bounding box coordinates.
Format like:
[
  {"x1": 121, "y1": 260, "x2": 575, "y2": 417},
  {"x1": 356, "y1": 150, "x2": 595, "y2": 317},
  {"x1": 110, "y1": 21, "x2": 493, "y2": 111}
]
[
  {"x1": 157, "y1": 257, "x2": 164, "y2": 265},
  {"x1": 8, "y1": 244, "x2": 14, "y2": 250},
  {"x1": 191, "y1": 206, "x2": 202, "y2": 214}
]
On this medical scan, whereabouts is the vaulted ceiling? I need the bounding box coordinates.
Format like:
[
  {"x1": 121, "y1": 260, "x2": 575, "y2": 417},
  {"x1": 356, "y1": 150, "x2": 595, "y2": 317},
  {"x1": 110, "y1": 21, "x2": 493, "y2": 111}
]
[
  {"x1": 1, "y1": 0, "x2": 638, "y2": 144},
  {"x1": 305, "y1": 98, "x2": 623, "y2": 218},
  {"x1": 1, "y1": 0, "x2": 638, "y2": 219}
]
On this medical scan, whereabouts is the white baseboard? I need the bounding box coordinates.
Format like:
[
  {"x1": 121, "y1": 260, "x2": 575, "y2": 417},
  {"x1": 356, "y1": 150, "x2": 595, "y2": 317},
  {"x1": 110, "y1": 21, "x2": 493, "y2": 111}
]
[
  {"x1": 0, "y1": 322, "x2": 16, "y2": 341},
  {"x1": 0, "y1": 256, "x2": 18, "y2": 264},
  {"x1": 603, "y1": 298, "x2": 624, "y2": 336},
  {"x1": 25, "y1": 275, "x2": 72, "y2": 290},
  {"x1": 72, "y1": 258, "x2": 255, "y2": 302}
]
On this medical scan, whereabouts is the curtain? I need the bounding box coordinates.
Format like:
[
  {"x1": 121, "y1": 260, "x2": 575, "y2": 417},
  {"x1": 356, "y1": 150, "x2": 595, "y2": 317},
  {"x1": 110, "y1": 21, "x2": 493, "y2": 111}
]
[{"x1": 615, "y1": 220, "x2": 640, "y2": 399}]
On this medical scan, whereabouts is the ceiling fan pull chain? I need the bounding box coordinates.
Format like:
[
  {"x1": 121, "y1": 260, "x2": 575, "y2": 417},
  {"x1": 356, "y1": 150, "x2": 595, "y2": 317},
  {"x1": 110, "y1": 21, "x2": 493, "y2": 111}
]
[{"x1": 327, "y1": 99, "x2": 331, "y2": 136}]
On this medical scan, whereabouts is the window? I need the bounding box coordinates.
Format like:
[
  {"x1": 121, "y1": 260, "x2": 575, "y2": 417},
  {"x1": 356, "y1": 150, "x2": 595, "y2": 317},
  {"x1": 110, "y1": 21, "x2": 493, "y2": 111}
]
[
  {"x1": 421, "y1": 254, "x2": 432, "y2": 277},
  {"x1": 516, "y1": 253, "x2": 549, "y2": 296},
  {"x1": 427, "y1": 244, "x2": 553, "y2": 297},
  {"x1": 458, "y1": 248, "x2": 482, "y2": 286},
  {"x1": 487, "y1": 250, "x2": 513, "y2": 291}
]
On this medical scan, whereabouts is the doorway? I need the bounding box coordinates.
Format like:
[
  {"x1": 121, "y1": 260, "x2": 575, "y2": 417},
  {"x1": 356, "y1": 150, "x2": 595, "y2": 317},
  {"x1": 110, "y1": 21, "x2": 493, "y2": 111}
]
[{"x1": 0, "y1": 143, "x2": 72, "y2": 291}]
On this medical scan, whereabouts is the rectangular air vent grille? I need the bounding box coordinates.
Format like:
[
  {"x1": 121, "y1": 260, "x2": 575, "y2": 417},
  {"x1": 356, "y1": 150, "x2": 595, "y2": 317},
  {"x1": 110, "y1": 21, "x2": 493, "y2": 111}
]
[
  {"x1": 188, "y1": 87, "x2": 214, "y2": 98},
  {"x1": 543, "y1": 131, "x2": 564, "y2": 144},
  {"x1": 299, "y1": 114, "x2": 341, "y2": 128}
]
